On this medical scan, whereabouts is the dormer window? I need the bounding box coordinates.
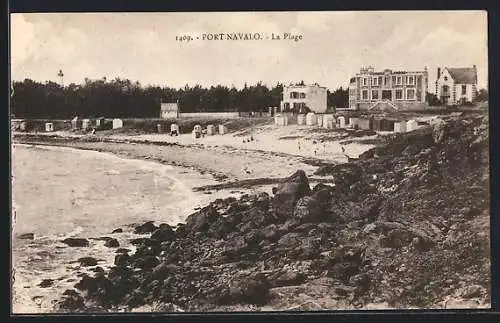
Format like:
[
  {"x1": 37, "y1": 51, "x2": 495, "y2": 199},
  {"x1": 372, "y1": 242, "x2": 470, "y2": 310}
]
[{"x1": 444, "y1": 76, "x2": 448, "y2": 81}]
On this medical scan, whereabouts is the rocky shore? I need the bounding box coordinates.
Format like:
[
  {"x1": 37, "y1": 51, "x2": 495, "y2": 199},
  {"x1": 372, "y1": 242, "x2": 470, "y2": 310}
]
[{"x1": 25, "y1": 113, "x2": 491, "y2": 311}]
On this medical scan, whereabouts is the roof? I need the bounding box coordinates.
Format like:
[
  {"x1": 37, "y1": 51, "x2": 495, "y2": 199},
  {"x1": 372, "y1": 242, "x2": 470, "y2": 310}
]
[
  {"x1": 446, "y1": 67, "x2": 477, "y2": 84},
  {"x1": 161, "y1": 103, "x2": 179, "y2": 111}
]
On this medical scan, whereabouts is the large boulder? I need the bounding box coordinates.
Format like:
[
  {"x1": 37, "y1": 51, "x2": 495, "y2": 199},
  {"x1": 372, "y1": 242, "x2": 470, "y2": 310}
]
[
  {"x1": 223, "y1": 272, "x2": 271, "y2": 305},
  {"x1": 134, "y1": 221, "x2": 158, "y2": 234},
  {"x1": 273, "y1": 170, "x2": 311, "y2": 217},
  {"x1": 61, "y1": 238, "x2": 89, "y2": 247},
  {"x1": 150, "y1": 224, "x2": 175, "y2": 242},
  {"x1": 184, "y1": 205, "x2": 220, "y2": 234},
  {"x1": 293, "y1": 196, "x2": 324, "y2": 222},
  {"x1": 58, "y1": 289, "x2": 85, "y2": 311}
]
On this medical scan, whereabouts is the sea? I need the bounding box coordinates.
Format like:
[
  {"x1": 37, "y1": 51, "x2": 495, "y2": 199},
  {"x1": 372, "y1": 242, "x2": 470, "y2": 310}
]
[{"x1": 11, "y1": 144, "x2": 242, "y2": 313}]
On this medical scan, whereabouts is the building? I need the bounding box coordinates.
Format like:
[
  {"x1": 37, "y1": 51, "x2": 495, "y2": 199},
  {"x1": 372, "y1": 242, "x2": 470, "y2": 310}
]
[
  {"x1": 348, "y1": 66, "x2": 429, "y2": 111},
  {"x1": 160, "y1": 102, "x2": 179, "y2": 119},
  {"x1": 280, "y1": 83, "x2": 328, "y2": 114},
  {"x1": 435, "y1": 66, "x2": 478, "y2": 105}
]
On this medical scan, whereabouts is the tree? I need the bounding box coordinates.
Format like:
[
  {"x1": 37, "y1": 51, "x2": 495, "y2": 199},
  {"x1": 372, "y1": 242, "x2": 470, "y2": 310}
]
[
  {"x1": 474, "y1": 88, "x2": 488, "y2": 102},
  {"x1": 426, "y1": 92, "x2": 442, "y2": 106},
  {"x1": 327, "y1": 87, "x2": 348, "y2": 110}
]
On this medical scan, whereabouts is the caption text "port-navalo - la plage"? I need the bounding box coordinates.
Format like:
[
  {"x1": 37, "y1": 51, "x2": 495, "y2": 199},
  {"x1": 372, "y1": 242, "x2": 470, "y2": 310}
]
[{"x1": 175, "y1": 32, "x2": 304, "y2": 43}]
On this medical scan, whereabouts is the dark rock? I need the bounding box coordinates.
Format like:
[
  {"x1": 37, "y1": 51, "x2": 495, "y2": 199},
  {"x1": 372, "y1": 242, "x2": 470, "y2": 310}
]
[
  {"x1": 293, "y1": 196, "x2": 325, "y2": 222},
  {"x1": 185, "y1": 205, "x2": 220, "y2": 233},
  {"x1": 17, "y1": 233, "x2": 35, "y2": 240},
  {"x1": 61, "y1": 238, "x2": 89, "y2": 247},
  {"x1": 349, "y1": 273, "x2": 371, "y2": 293},
  {"x1": 58, "y1": 289, "x2": 85, "y2": 311},
  {"x1": 274, "y1": 170, "x2": 311, "y2": 217},
  {"x1": 39, "y1": 279, "x2": 53, "y2": 288},
  {"x1": 151, "y1": 262, "x2": 179, "y2": 281},
  {"x1": 277, "y1": 232, "x2": 303, "y2": 250},
  {"x1": 410, "y1": 236, "x2": 435, "y2": 252},
  {"x1": 328, "y1": 262, "x2": 360, "y2": 282},
  {"x1": 223, "y1": 236, "x2": 248, "y2": 261},
  {"x1": 134, "y1": 221, "x2": 158, "y2": 234},
  {"x1": 150, "y1": 224, "x2": 175, "y2": 242},
  {"x1": 115, "y1": 253, "x2": 131, "y2": 267},
  {"x1": 111, "y1": 228, "x2": 123, "y2": 234},
  {"x1": 104, "y1": 238, "x2": 120, "y2": 248},
  {"x1": 382, "y1": 229, "x2": 413, "y2": 249},
  {"x1": 260, "y1": 224, "x2": 279, "y2": 241},
  {"x1": 78, "y1": 257, "x2": 99, "y2": 267},
  {"x1": 223, "y1": 273, "x2": 271, "y2": 305},
  {"x1": 272, "y1": 271, "x2": 306, "y2": 287},
  {"x1": 132, "y1": 256, "x2": 160, "y2": 270},
  {"x1": 129, "y1": 238, "x2": 153, "y2": 246}
]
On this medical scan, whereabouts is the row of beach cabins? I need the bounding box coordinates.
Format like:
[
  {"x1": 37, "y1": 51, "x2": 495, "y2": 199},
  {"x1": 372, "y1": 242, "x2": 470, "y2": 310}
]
[{"x1": 274, "y1": 112, "x2": 440, "y2": 133}]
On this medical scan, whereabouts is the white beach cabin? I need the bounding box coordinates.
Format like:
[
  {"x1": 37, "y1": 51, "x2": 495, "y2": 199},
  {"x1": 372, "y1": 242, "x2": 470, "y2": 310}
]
[
  {"x1": 112, "y1": 118, "x2": 123, "y2": 129},
  {"x1": 406, "y1": 119, "x2": 419, "y2": 132},
  {"x1": 45, "y1": 122, "x2": 54, "y2": 132},
  {"x1": 394, "y1": 121, "x2": 407, "y2": 133},
  {"x1": 305, "y1": 112, "x2": 317, "y2": 126},
  {"x1": 218, "y1": 124, "x2": 227, "y2": 135},
  {"x1": 206, "y1": 124, "x2": 215, "y2": 136}
]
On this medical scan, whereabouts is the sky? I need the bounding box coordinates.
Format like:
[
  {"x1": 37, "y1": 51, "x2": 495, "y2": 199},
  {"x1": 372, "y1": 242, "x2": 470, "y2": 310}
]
[{"x1": 10, "y1": 11, "x2": 488, "y2": 91}]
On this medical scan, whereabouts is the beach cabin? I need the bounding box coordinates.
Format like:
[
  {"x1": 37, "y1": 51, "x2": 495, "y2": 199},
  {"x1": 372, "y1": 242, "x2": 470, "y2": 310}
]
[
  {"x1": 95, "y1": 117, "x2": 105, "y2": 128},
  {"x1": 193, "y1": 125, "x2": 202, "y2": 138},
  {"x1": 218, "y1": 124, "x2": 227, "y2": 135},
  {"x1": 297, "y1": 114, "x2": 306, "y2": 126},
  {"x1": 268, "y1": 107, "x2": 274, "y2": 116},
  {"x1": 349, "y1": 117, "x2": 360, "y2": 129},
  {"x1": 112, "y1": 118, "x2": 123, "y2": 129},
  {"x1": 82, "y1": 119, "x2": 92, "y2": 130},
  {"x1": 206, "y1": 124, "x2": 215, "y2": 136},
  {"x1": 323, "y1": 114, "x2": 335, "y2": 129},
  {"x1": 337, "y1": 116, "x2": 347, "y2": 129},
  {"x1": 157, "y1": 123, "x2": 164, "y2": 133},
  {"x1": 275, "y1": 114, "x2": 289, "y2": 126},
  {"x1": 71, "y1": 116, "x2": 81, "y2": 130},
  {"x1": 305, "y1": 112, "x2": 317, "y2": 126},
  {"x1": 406, "y1": 119, "x2": 419, "y2": 132},
  {"x1": 316, "y1": 114, "x2": 323, "y2": 127},
  {"x1": 394, "y1": 121, "x2": 407, "y2": 133},
  {"x1": 274, "y1": 107, "x2": 280, "y2": 115},
  {"x1": 380, "y1": 119, "x2": 395, "y2": 132},
  {"x1": 19, "y1": 121, "x2": 27, "y2": 132},
  {"x1": 357, "y1": 118, "x2": 371, "y2": 130},
  {"x1": 45, "y1": 122, "x2": 54, "y2": 132},
  {"x1": 170, "y1": 123, "x2": 179, "y2": 136}
]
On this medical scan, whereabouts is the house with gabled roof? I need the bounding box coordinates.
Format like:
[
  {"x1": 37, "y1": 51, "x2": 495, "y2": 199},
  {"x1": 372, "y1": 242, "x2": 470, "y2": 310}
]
[{"x1": 435, "y1": 65, "x2": 478, "y2": 105}]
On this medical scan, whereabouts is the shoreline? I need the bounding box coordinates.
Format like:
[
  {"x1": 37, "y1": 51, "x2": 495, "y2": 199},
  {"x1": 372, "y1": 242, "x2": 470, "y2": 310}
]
[
  {"x1": 12, "y1": 132, "x2": 350, "y2": 188},
  {"x1": 11, "y1": 114, "x2": 491, "y2": 312}
]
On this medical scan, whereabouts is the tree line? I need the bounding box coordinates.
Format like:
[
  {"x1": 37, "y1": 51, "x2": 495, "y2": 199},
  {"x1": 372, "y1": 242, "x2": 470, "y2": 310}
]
[{"x1": 11, "y1": 78, "x2": 349, "y2": 119}]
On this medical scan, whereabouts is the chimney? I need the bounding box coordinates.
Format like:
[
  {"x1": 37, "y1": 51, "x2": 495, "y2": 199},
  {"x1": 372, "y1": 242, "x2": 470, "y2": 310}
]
[
  {"x1": 473, "y1": 64, "x2": 477, "y2": 70},
  {"x1": 437, "y1": 67, "x2": 441, "y2": 79}
]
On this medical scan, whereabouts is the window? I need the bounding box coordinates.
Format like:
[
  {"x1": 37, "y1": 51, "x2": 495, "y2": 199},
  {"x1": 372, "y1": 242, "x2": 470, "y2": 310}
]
[
  {"x1": 392, "y1": 76, "x2": 396, "y2": 84},
  {"x1": 406, "y1": 89, "x2": 415, "y2": 100},
  {"x1": 462, "y1": 85, "x2": 467, "y2": 95},
  {"x1": 363, "y1": 78, "x2": 368, "y2": 86},
  {"x1": 397, "y1": 76, "x2": 402, "y2": 85},
  {"x1": 444, "y1": 76, "x2": 448, "y2": 81},
  {"x1": 373, "y1": 77, "x2": 378, "y2": 86},
  {"x1": 300, "y1": 93, "x2": 306, "y2": 99},
  {"x1": 362, "y1": 90, "x2": 368, "y2": 100},
  {"x1": 408, "y1": 75, "x2": 415, "y2": 85},
  {"x1": 372, "y1": 90, "x2": 379, "y2": 100},
  {"x1": 396, "y1": 89, "x2": 403, "y2": 100},
  {"x1": 290, "y1": 92, "x2": 300, "y2": 99}
]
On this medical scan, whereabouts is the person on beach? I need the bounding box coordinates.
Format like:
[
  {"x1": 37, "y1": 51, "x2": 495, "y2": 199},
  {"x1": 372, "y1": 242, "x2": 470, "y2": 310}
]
[{"x1": 298, "y1": 140, "x2": 301, "y2": 151}]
